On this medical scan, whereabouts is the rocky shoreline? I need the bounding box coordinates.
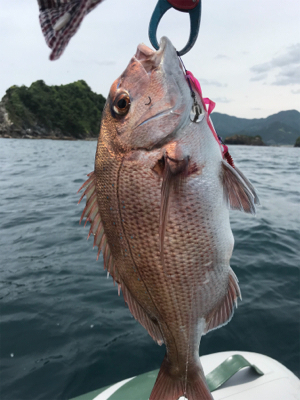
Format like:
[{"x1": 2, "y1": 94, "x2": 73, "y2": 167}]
[
  {"x1": 0, "y1": 80, "x2": 105, "y2": 142},
  {"x1": 224, "y1": 134, "x2": 265, "y2": 146},
  {"x1": 0, "y1": 101, "x2": 97, "y2": 141},
  {"x1": 1, "y1": 80, "x2": 299, "y2": 145},
  {"x1": 0, "y1": 132, "x2": 97, "y2": 140}
]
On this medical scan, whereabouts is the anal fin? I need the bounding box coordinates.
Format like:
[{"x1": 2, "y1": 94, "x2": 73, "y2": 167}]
[
  {"x1": 120, "y1": 282, "x2": 164, "y2": 346},
  {"x1": 205, "y1": 268, "x2": 241, "y2": 334}
]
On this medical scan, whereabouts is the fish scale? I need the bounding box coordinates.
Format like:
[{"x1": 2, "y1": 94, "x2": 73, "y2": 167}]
[
  {"x1": 98, "y1": 117, "x2": 231, "y2": 380},
  {"x1": 95, "y1": 134, "x2": 163, "y2": 336},
  {"x1": 79, "y1": 37, "x2": 258, "y2": 400}
]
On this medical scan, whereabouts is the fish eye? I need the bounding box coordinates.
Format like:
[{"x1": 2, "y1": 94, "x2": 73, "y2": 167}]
[{"x1": 113, "y1": 92, "x2": 131, "y2": 116}]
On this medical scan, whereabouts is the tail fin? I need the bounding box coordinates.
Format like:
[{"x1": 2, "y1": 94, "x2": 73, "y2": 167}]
[{"x1": 150, "y1": 355, "x2": 213, "y2": 400}]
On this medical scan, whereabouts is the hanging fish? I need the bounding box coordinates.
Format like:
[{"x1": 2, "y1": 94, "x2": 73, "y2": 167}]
[{"x1": 78, "y1": 37, "x2": 259, "y2": 400}]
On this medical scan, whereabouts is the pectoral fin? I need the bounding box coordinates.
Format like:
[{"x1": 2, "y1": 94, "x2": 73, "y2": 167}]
[
  {"x1": 160, "y1": 153, "x2": 189, "y2": 275},
  {"x1": 221, "y1": 160, "x2": 259, "y2": 214}
]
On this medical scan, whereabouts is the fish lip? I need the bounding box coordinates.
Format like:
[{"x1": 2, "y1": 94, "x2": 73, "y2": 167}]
[
  {"x1": 134, "y1": 108, "x2": 175, "y2": 129},
  {"x1": 134, "y1": 37, "x2": 172, "y2": 74},
  {"x1": 156, "y1": 36, "x2": 168, "y2": 57},
  {"x1": 132, "y1": 37, "x2": 184, "y2": 132}
]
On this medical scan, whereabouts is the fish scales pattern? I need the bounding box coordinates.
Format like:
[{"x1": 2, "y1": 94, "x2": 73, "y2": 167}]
[
  {"x1": 118, "y1": 161, "x2": 174, "y2": 324},
  {"x1": 94, "y1": 138, "x2": 123, "y2": 279},
  {"x1": 106, "y1": 124, "x2": 232, "y2": 370},
  {"x1": 95, "y1": 134, "x2": 164, "y2": 344}
]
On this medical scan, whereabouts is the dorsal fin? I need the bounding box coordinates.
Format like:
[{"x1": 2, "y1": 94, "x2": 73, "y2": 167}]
[
  {"x1": 221, "y1": 160, "x2": 259, "y2": 214},
  {"x1": 78, "y1": 172, "x2": 119, "y2": 284},
  {"x1": 204, "y1": 268, "x2": 241, "y2": 334}
]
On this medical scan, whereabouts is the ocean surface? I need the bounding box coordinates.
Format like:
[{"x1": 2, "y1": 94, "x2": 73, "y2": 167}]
[{"x1": 0, "y1": 139, "x2": 299, "y2": 400}]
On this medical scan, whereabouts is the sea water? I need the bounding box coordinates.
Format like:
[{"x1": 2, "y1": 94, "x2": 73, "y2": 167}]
[{"x1": 0, "y1": 139, "x2": 299, "y2": 400}]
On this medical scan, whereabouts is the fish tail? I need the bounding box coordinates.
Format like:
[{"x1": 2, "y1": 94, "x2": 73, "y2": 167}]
[{"x1": 150, "y1": 355, "x2": 213, "y2": 400}]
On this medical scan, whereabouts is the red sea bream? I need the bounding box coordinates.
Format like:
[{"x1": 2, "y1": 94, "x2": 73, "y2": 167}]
[{"x1": 78, "y1": 37, "x2": 259, "y2": 400}]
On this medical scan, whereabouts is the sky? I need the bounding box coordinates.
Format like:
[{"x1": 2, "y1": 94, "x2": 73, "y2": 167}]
[{"x1": 1, "y1": 0, "x2": 299, "y2": 119}]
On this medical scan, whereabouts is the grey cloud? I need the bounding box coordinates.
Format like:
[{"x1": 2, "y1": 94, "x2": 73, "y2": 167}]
[
  {"x1": 269, "y1": 44, "x2": 300, "y2": 67},
  {"x1": 250, "y1": 43, "x2": 300, "y2": 85},
  {"x1": 251, "y1": 62, "x2": 270, "y2": 74},
  {"x1": 291, "y1": 88, "x2": 300, "y2": 94},
  {"x1": 213, "y1": 97, "x2": 231, "y2": 103},
  {"x1": 250, "y1": 73, "x2": 268, "y2": 81},
  {"x1": 201, "y1": 79, "x2": 227, "y2": 87},
  {"x1": 272, "y1": 65, "x2": 300, "y2": 86},
  {"x1": 251, "y1": 43, "x2": 300, "y2": 73}
]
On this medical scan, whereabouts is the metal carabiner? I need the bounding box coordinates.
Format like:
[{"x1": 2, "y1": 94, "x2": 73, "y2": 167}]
[{"x1": 149, "y1": 0, "x2": 202, "y2": 56}]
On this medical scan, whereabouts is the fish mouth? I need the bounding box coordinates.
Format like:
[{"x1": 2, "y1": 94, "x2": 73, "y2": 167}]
[
  {"x1": 135, "y1": 37, "x2": 169, "y2": 73},
  {"x1": 134, "y1": 108, "x2": 177, "y2": 129},
  {"x1": 133, "y1": 37, "x2": 183, "y2": 131}
]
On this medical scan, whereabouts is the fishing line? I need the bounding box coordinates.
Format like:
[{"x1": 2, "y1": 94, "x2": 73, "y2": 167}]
[{"x1": 177, "y1": 53, "x2": 203, "y2": 123}]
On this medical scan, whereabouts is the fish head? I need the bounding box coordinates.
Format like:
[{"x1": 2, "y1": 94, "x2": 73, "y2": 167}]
[{"x1": 102, "y1": 37, "x2": 193, "y2": 151}]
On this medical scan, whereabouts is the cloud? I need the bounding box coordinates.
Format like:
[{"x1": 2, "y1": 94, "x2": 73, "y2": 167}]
[
  {"x1": 250, "y1": 73, "x2": 268, "y2": 81},
  {"x1": 201, "y1": 79, "x2": 227, "y2": 87},
  {"x1": 213, "y1": 97, "x2": 231, "y2": 103},
  {"x1": 250, "y1": 43, "x2": 300, "y2": 85},
  {"x1": 272, "y1": 65, "x2": 300, "y2": 85},
  {"x1": 251, "y1": 62, "x2": 270, "y2": 74}
]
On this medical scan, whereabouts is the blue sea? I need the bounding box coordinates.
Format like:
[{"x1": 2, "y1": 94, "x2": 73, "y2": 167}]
[{"x1": 0, "y1": 139, "x2": 299, "y2": 400}]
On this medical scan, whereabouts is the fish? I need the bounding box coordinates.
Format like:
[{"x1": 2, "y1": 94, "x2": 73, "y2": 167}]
[{"x1": 78, "y1": 37, "x2": 259, "y2": 400}]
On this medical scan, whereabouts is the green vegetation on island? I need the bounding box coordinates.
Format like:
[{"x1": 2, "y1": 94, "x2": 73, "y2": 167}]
[
  {"x1": 0, "y1": 80, "x2": 299, "y2": 144},
  {"x1": 211, "y1": 110, "x2": 300, "y2": 146},
  {"x1": 224, "y1": 135, "x2": 265, "y2": 146},
  {"x1": 1, "y1": 80, "x2": 106, "y2": 139},
  {"x1": 295, "y1": 137, "x2": 300, "y2": 147}
]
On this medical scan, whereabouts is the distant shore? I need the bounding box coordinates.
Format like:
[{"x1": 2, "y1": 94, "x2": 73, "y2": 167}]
[
  {"x1": 1, "y1": 81, "x2": 299, "y2": 146},
  {"x1": 0, "y1": 135, "x2": 296, "y2": 147},
  {"x1": 0, "y1": 134, "x2": 97, "y2": 141}
]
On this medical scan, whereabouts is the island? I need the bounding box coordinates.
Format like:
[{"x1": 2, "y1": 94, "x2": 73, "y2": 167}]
[
  {"x1": 0, "y1": 80, "x2": 105, "y2": 140},
  {"x1": 224, "y1": 135, "x2": 265, "y2": 146},
  {"x1": 0, "y1": 80, "x2": 299, "y2": 145}
]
